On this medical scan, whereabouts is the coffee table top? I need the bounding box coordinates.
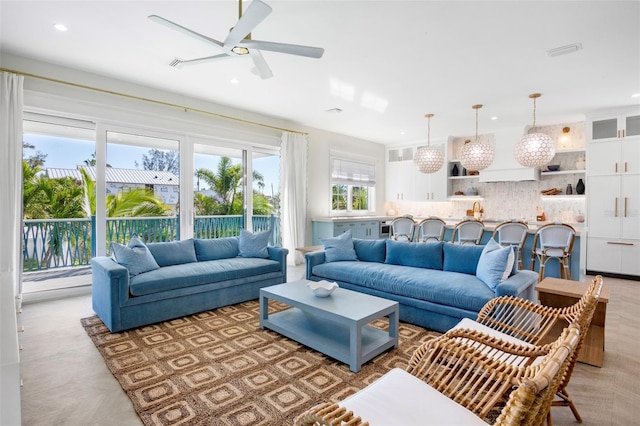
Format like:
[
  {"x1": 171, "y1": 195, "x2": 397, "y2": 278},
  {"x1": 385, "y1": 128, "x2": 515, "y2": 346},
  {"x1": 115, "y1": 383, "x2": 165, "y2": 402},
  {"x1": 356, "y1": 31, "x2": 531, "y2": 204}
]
[{"x1": 261, "y1": 280, "x2": 397, "y2": 321}]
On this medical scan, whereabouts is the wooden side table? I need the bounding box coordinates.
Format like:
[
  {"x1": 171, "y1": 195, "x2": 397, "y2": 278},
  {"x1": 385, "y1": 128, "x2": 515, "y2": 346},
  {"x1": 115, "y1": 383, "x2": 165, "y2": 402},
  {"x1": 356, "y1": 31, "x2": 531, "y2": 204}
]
[{"x1": 535, "y1": 277, "x2": 610, "y2": 367}]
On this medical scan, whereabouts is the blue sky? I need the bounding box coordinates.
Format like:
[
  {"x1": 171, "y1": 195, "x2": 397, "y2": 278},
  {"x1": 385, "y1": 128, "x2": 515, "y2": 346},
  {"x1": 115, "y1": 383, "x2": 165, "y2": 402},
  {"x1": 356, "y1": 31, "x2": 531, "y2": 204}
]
[{"x1": 23, "y1": 133, "x2": 280, "y2": 193}]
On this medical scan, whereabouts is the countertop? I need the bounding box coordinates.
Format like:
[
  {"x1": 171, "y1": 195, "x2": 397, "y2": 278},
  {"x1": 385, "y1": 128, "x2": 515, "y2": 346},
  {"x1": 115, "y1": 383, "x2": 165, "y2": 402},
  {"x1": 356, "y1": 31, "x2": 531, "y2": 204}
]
[{"x1": 312, "y1": 216, "x2": 585, "y2": 235}]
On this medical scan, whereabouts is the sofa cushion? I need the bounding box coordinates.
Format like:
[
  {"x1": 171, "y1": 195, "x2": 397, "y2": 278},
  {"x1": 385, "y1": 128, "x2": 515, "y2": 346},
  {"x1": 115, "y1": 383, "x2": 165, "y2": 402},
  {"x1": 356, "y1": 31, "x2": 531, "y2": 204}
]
[
  {"x1": 443, "y1": 243, "x2": 484, "y2": 275},
  {"x1": 147, "y1": 239, "x2": 197, "y2": 267},
  {"x1": 353, "y1": 238, "x2": 386, "y2": 263},
  {"x1": 129, "y1": 257, "x2": 282, "y2": 296},
  {"x1": 321, "y1": 230, "x2": 358, "y2": 262},
  {"x1": 476, "y1": 239, "x2": 515, "y2": 291},
  {"x1": 311, "y1": 261, "x2": 494, "y2": 312},
  {"x1": 238, "y1": 229, "x2": 271, "y2": 258},
  {"x1": 385, "y1": 240, "x2": 443, "y2": 270},
  {"x1": 194, "y1": 237, "x2": 239, "y2": 261},
  {"x1": 111, "y1": 235, "x2": 159, "y2": 277}
]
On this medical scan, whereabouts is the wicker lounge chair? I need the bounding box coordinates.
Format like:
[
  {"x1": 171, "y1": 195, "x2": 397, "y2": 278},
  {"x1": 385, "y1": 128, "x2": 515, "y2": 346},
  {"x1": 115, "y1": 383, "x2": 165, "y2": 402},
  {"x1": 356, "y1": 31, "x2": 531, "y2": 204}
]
[
  {"x1": 295, "y1": 325, "x2": 580, "y2": 426},
  {"x1": 450, "y1": 275, "x2": 604, "y2": 424}
]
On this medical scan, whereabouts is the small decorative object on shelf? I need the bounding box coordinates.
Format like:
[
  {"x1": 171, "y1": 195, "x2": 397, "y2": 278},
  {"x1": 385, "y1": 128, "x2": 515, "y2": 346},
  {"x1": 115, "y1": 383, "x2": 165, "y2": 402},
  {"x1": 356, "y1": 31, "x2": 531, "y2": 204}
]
[
  {"x1": 451, "y1": 163, "x2": 459, "y2": 176},
  {"x1": 576, "y1": 178, "x2": 585, "y2": 195},
  {"x1": 575, "y1": 156, "x2": 586, "y2": 170},
  {"x1": 566, "y1": 183, "x2": 573, "y2": 195}
]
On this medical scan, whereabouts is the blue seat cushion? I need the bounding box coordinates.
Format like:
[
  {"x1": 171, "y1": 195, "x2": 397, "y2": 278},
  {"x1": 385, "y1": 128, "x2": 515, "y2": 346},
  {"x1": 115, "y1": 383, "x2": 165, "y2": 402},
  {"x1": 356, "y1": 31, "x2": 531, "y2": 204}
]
[
  {"x1": 129, "y1": 258, "x2": 282, "y2": 296},
  {"x1": 311, "y1": 261, "x2": 494, "y2": 312},
  {"x1": 194, "y1": 237, "x2": 239, "y2": 261},
  {"x1": 147, "y1": 239, "x2": 197, "y2": 267}
]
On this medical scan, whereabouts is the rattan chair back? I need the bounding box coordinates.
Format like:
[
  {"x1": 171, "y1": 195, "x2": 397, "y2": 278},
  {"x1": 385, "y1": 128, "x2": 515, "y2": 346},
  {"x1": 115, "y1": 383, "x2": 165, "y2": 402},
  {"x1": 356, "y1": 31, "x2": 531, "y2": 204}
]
[
  {"x1": 390, "y1": 215, "x2": 416, "y2": 241},
  {"x1": 451, "y1": 218, "x2": 485, "y2": 244},
  {"x1": 417, "y1": 216, "x2": 446, "y2": 242}
]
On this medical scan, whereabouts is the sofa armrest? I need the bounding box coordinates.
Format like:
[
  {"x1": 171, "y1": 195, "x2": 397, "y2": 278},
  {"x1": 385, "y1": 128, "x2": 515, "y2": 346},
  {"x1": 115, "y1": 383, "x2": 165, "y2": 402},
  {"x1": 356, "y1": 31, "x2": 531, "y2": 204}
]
[
  {"x1": 305, "y1": 251, "x2": 326, "y2": 279},
  {"x1": 90, "y1": 256, "x2": 130, "y2": 332},
  {"x1": 268, "y1": 246, "x2": 289, "y2": 282},
  {"x1": 495, "y1": 270, "x2": 539, "y2": 300}
]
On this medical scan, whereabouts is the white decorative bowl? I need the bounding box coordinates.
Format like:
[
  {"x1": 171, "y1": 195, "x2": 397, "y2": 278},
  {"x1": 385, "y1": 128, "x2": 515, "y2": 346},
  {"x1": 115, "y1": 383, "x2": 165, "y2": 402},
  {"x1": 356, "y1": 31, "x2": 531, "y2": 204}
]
[{"x1": 308, "y1": 280, "x2": 339, "y2": 297}]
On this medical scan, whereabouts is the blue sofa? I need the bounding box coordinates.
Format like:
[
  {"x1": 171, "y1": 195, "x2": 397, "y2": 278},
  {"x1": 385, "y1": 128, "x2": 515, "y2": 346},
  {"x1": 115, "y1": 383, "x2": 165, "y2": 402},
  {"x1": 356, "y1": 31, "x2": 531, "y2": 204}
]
[
  {"x1": 306, "y1": 237, "x2": 538, "y2": 333},
  {"x1": 91, "y1": 236, "x2": 288, "y2": 332}
]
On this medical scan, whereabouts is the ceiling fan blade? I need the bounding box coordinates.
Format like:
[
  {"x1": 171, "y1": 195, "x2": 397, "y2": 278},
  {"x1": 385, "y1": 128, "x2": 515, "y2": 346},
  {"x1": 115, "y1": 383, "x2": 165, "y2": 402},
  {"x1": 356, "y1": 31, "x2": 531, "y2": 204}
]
[
  {"x1": 241, "y1": 39, "x2": 324, "y2": 58},
  {"x1": 223, "y1": 0, "x2": 272, "y2": 49},
  {"x1": 249, "y1": 50, "x2": 273, "y2": 79},
  {"x1": 149, "y1": 15, "x2": 224, "y2": 50},
  {"x1": 171, "y1": 53, "x2": 233, "y2": 68}
]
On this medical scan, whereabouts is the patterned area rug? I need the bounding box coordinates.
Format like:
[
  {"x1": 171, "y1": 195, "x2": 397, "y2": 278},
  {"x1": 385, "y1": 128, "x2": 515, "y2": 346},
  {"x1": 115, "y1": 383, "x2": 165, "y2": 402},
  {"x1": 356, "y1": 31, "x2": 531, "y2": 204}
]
[{"x1": 81, "y1": 300, "x2": 439, "y2": 426}]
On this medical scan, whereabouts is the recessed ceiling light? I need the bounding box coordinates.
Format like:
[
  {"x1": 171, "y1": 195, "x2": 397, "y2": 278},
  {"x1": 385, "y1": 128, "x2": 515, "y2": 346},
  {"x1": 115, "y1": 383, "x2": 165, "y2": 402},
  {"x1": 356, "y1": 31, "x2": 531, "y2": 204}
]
[
  {"x1": 53, "y1": 23, "x2": 68, "y2": 32},
  {"x1": 325, "y1": 108, "x2": 343, "y2": 114},
  {"x1": 230, "y1": 78, "x2": 239, "y2": 84},
  {"x1": 400, "y1": 131, "x2": 406, "y2": 135},
  {"x1": 491, "y1": 116, "x2": 498, "y2": 120},
  {"x1": 632, "y1": 93, "x2": 640, "y2": 98},
  {"x1": 547, "y1": 42, "x2": 582, "y2": 58}
]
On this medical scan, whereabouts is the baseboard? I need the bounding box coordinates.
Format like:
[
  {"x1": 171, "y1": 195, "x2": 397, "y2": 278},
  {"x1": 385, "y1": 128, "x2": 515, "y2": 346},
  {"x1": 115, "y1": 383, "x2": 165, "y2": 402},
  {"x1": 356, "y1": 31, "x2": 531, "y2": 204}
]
[{"x1": 586, "y1": 270, "x2": 640, "y2": 282}]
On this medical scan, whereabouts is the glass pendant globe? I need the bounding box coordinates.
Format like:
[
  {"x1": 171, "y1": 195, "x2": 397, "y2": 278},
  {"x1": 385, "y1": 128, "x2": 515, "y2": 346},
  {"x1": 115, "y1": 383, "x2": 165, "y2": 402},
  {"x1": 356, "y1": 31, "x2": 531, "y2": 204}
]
[
  {"x1": 459, "y1": 140, "x2": 495, "y2": 171},
  {"x1": 514, "y1": 132, "x2": 556, "y2": 167},
  {"x1": 414, "y1": 146, "x2": 444, "y2": 174}
]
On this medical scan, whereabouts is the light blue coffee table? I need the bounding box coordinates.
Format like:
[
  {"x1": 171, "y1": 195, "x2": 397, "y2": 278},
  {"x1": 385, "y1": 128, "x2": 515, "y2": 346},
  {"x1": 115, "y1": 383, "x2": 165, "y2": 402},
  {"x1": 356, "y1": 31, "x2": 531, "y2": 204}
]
[{"x1": 260, "y1": 280, "x2": 399, "y2": 372}]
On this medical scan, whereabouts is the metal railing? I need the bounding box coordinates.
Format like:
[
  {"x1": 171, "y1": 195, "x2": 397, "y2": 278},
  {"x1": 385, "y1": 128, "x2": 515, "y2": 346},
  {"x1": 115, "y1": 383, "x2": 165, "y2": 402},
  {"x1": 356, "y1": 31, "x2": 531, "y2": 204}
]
[{"x1": 23, "y1": 214, "x2": 280, "y2": 271}]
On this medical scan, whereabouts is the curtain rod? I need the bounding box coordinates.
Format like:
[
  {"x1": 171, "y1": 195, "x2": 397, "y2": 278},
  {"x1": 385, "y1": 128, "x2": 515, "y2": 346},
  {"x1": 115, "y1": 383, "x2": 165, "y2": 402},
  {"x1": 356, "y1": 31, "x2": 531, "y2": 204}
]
[{"x1": 0, "y1": 67, "x2": 308, "y2": 136}]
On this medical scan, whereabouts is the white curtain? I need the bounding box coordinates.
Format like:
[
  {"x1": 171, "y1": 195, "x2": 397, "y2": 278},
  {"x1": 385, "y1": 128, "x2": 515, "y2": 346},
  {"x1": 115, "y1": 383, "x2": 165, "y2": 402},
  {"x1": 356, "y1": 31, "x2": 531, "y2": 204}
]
[
  {"x1": 280, "y1": 132, "x2": 308, "y2": 265},
  {"x1": 0, "y1": 72, "x2": 24, "y2": 307}
]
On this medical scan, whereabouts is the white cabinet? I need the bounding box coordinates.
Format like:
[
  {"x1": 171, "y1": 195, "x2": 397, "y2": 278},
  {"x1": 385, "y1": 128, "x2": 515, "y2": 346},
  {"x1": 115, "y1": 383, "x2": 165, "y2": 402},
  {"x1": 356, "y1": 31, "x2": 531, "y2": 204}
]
[
  {"x1": 385, "y1": 144, "x2": 446, "y2": 202},
  {"x1": 586, "y1": 107, "x2": 640, "y2": 277},
  {"x1": 590, "y1": 111, "x2": 640, "y2": 141}
]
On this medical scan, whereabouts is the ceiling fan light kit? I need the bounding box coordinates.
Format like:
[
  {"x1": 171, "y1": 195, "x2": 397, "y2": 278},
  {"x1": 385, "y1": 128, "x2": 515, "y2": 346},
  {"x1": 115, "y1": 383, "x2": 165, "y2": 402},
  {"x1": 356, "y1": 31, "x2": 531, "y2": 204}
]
[
  {"x1": 459, "y1": 104, "x2": 495, "y2": 171},
  {"x1": 414, "y1": 113, "x2": 444, "y2": 174},
  {"x1": 149, "y1": 0, "x2": 324, "y2": 79},
  {"x1": 514, "y1": 93, "x2": 556, "y2": 168}
]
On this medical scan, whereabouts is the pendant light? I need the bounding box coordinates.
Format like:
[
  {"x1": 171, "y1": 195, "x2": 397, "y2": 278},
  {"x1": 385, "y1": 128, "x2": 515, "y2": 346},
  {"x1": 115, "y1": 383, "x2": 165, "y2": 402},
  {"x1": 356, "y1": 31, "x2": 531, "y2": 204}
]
[
  {"x1": 414, "y1": 113, "x2": 444, "y2": 174},
  {"x1": 459, "y1": 104, "x2": 494, "y2": 171},
  {"x1": 514, "y1": 93, "x2": 556, "y2": 167}
]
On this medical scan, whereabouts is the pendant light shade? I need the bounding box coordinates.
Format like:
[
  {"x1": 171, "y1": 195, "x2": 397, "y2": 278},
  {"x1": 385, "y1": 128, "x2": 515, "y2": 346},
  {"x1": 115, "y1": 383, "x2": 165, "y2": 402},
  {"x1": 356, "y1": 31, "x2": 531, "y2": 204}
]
[
  {"x1": 459, "y1": 104, "x2": 494, "y2": 171},
  {"x1": 514, "y1": 93, "x2": 556, "y2": 167},
  {"x1": 414, "y1": 113, "x2": 444, "y2": 174}
]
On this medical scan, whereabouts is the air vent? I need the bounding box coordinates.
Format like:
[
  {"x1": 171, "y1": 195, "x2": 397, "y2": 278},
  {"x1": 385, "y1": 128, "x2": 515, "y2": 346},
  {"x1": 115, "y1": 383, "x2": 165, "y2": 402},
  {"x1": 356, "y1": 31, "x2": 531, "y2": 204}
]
[{"x1": 547, "y1": 43, "x2": 583, "y2": 58}]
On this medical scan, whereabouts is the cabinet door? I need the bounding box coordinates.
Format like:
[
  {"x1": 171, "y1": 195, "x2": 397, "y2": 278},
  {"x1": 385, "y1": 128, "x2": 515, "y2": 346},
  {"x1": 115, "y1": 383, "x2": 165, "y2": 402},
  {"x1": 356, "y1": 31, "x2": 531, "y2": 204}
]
[
  {"x1": 621, "y1": 174, "x2": 640, "y2": 239},
  {"x1": 587, "y1": 175, "x2": 621, "y2": 238},
  {"x1": 587, "y1": 237, "x2": 621, "y2": 273},
  {"x1": 624, "y1": 114, "x2": 640, "y2": 138},
  {"x1": 385, "y1": 156, "x2": 415, "y2": 201},
  {"x1": 588, "y1": 141, "x2": 620, "y2": 176},
  {"x1": 591, "y1": 117, "x2": 620, "y2": 141},
  {"x1": 620, "y1": 240, "x2": 640, "y2": 275},
  {"x1": 621, "y1": 137, "x2": 640, "y2": 174}
]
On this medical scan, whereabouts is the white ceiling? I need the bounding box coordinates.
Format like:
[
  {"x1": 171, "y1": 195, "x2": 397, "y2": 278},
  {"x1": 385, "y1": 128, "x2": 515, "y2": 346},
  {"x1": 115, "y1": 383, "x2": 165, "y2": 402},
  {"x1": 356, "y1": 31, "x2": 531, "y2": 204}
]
[{"x1": 1, "y1": 1, "x2": 639, "y2": 144}]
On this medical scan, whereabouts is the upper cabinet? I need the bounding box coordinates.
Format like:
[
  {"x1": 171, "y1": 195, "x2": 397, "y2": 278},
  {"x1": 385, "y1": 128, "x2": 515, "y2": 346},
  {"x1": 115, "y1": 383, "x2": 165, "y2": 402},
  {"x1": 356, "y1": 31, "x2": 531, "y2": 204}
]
[
  {"x1": 590, "y1": 111, "x2": 640, "y2": 141},
  {"x1": 385, "y1": 143, "x2": 447, "y2": 202}
]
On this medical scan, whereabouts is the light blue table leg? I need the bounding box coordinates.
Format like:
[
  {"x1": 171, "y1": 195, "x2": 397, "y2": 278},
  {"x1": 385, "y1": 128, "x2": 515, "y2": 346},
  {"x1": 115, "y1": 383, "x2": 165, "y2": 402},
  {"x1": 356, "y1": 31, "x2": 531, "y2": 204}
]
[
  {"x1": 259, "y1": 292, "x2": 269, "y2": 329},
  {"x1": 349, "y1": 321, "x2": 363, "y2": 372}
]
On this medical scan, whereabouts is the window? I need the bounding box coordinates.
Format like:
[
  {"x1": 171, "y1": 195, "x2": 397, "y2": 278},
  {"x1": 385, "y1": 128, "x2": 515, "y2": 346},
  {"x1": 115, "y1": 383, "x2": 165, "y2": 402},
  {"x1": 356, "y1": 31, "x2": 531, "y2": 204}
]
[{"x1": 330, "y1": 157, "x2": 375, "y2": 213}]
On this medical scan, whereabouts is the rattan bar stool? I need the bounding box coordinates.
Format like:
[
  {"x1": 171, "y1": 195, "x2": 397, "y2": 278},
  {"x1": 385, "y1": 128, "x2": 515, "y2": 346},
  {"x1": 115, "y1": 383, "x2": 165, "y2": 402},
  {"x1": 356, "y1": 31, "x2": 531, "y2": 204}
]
[
  {"x1": 492, "y1": 220, "x2": 529, "y2": 270},
  {"x1": 390, "y1": 215, "x2": 416, "y2": 242},
  {"x1": 531, "y1": 222, "x2": 576, "y2": 280}
]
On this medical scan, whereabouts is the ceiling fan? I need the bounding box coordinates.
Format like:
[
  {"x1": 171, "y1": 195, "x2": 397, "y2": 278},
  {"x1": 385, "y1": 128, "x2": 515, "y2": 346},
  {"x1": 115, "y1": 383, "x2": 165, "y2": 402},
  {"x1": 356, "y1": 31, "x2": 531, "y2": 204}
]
[{"x1": 149, "y1": 0, "x2": 324, "y2": 79}]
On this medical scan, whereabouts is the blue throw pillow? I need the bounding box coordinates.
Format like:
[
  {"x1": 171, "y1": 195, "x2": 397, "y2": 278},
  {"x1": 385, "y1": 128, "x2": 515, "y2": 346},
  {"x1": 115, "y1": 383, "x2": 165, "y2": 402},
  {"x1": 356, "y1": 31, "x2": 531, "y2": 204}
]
[
  {"x1": 385, "y1": 240, "x2": 444, "y2": 270},
  {"x1": 111, "y1": 235, "x2": 159, "y2": 277},
  {"x1": 147, "y1": 239, "x2": 197, "y2": 267},
  {"x1": 476, "y1": 238, "x2": 516, "y2": 291},
  {"x1": 442, "y1": 242, "x2": 485, "y2": 275},
  {"x1": 321, "y1": 230, "x2": 358, "y2": 262},
  {"x1": 353, "y1": 238, "x2": 386, "y2": 263},
  {"x1": 194, "y1": 237, "x2": 239, "y2": 261},
  {"x1": 238, "y1": 229, "x2": 271, "y2": 258}
]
